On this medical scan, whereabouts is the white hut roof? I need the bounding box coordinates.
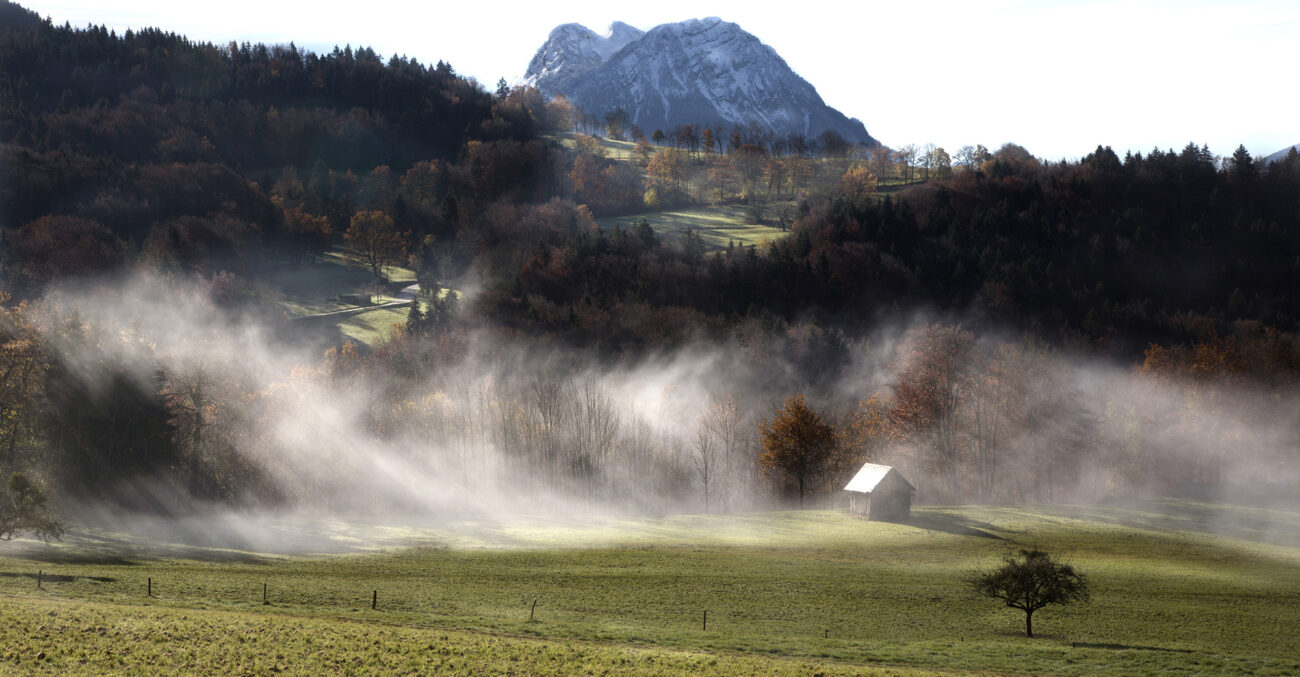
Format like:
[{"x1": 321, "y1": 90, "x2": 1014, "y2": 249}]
[{"x1": 844, "y1": 462, "x2": 913, "y2": 493}]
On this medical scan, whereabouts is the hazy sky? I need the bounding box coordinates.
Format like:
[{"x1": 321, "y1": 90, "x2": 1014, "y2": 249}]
[{"x1": 20, "y1": 0, "x2": 1300, "y2": 160}]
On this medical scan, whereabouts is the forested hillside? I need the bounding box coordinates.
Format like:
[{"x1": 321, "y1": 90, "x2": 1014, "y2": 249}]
[
  {"x1": 0, "y1": 1, "x2": 542, "y2": 296},
  {"x1": 490, "y1": 143, "x2": 1300, "y2": 356},
  {"x1": 1, "y1": 2, "x2": 1298, "y2": 533}
]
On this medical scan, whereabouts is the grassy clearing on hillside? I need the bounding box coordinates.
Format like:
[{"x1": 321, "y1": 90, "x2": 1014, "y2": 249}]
[
  {"x1": 253, "y1": 247, "x2": 435, "y2": 345},
  {"x1": 1, "y1": 502, "x2": 1297, "y2": 675},
  {"x1": 335, "y1": 306, "x2": 407, "y2": 345},
  {"x1": 597, "y1": 204, "x2": 789, "y2": 250},
  {"x1": 255, "y1": 248, "x2": 417, "y2": 318},
  {"x1": 542, "y1": 133, "x2": 640, "y2": 162}
]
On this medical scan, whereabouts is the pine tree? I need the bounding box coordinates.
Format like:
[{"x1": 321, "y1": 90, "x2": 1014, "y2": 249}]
[{"x1": 405, "y1": 299, "x2": 424, "y2": 335}]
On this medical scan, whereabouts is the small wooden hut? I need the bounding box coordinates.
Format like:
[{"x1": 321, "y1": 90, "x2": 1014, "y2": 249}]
[{"x1": 843, "y1": 463, "x2": 914, "y2": 521}]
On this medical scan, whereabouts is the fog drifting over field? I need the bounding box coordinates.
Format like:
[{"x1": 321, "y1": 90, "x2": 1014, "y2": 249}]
[{"x1": 31, "y1": 273, "x2": 1300, "y2": 551}]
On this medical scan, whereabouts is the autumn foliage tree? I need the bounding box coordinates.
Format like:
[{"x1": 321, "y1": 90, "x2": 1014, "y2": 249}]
[
  {"x1": 644, "y1": 148, "x2": 689, "y2": 207},
  {"x1": 0, "y1": 294, "x2": 61, "y2": 540},
  {"x1": 834, "y1": 393, "x2": 890, "y2": 484},
  {"x1": 10, "y1": 216, "x2": 125, "y2": 289},
  {"x1": 345, "y1": 210, "x2": 405, "y2": 278},
  {"x1": 839, "y1": 164, "x2": 879, "y2": 202},
  {"x1": 888, "y1": 324, "x2": 975, "y2": 498},
  {"x1": 758, "y1": 394, "x2": 835, "y2": 505}
]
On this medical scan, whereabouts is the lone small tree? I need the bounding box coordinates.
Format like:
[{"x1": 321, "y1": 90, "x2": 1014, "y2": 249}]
[{"x1": 969, "y1": 548, "x2": 1088, "y2": 637}]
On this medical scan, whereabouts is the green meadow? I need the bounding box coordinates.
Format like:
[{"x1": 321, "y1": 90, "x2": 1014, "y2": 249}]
[
  {"x1": 247, "y1": 247, "x2": 448, "y2": 346},
  {"x1": 597, "y1": 204, "x2": 790, "y2": 250},
  {"x1": 542, "y1": 132, "x2": 641, "y2": 162},
  {"x1": 256, "y1": 249, "x2": 418, "y2": 318},
  {"x1": 2, "y1": 502, "x2": 1297, "y2": 675}
]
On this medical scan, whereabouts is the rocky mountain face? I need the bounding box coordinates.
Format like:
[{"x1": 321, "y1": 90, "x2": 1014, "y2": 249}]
[
  {"x1": 523, "y1": 17, "x2": 875, "y2": 147},
  {"x1": 524, "y1": 21, "x2": 644, "y2": 96}
]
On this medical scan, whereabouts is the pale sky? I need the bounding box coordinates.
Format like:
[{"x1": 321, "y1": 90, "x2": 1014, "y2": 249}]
[{"x1": 19, "y1": 0, "x2": 1300, "y2": 160}]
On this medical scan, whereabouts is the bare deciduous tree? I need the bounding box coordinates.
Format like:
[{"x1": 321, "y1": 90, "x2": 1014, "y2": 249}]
[{"x1": 691, "y1": 424, "x2": 718, "y2": 512}]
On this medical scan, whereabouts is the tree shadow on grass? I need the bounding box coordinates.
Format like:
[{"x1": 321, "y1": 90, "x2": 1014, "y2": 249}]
[
  {"x1": 5, "y1": 530, "x2": 273, "y2": 566},
  {"x1": 18, "y1": 550, "x2": 138, "y2": 566},
  {"x1": 1071, "y1": 641, "x2": 1194, "y2": 654},
  {"x1": 1048, "y1": 499, "x2": 1300, "y2": 547},
  {"x1": 0, "y1": 571, "x2": 116, "y2": 583},
  {"x1": 906, "y1": 513, "x2": 1008, "y2": 540}
]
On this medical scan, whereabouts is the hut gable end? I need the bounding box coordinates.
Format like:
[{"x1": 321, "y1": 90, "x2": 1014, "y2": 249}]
[{"x1": 843, "y1": 462, "x2": 914, "y2": 521}]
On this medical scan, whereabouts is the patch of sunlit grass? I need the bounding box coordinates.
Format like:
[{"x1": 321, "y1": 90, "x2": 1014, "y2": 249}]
[
  {"x1": 596, "y1": 204, "x2": 789, "y2": 250},
  {"x1": 336, "y1": 307, "x2": 406, "y2": 345}
]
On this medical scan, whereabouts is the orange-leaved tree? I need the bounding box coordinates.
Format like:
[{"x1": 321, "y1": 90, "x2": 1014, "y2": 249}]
[
  {"x1": 758, "y1": 394, "x2": 835, "y2": 505},
  {"x1": 345, "y1": 210, "x2": 404, "y2": 279}
]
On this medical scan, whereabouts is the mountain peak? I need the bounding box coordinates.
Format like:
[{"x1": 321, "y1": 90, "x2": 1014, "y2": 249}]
[
  {"x1": 526, "y1": 20, "x2": 643, "y2": 91},
  {"x1": 606, "y1": 21, "x2": 641, "y2": 41},
  {"x1": 523, "y1": 18, "x2": 874, "y2": 146}
]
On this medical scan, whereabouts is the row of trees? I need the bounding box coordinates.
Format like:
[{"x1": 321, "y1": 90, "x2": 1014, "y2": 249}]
[
  {"x1": 569, "y1": 134, "x2": 842, "y2": 217},
  {"x1": 4, "y1": 265, "x2": 1298, "y2": 536},
  {"x1": 751, "y1": 320, "x2": 1300, "y2": 506},
  {"x1": 482, "y1": 139, "x2": 1300, "y2": 359},
  {"x1": 572, "y1": 104, "x2": 867, "y2": 160}
]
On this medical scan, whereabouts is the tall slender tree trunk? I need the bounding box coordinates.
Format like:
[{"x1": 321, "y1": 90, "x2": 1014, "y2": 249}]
[{"x1": 1025, "y1": 609, "x2": 1034, "y2": 638}]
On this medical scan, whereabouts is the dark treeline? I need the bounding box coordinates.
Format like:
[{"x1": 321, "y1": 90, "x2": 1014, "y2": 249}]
[
  {"x1": 578, "y1": 103, "x2": 863, "y2": 159},
  {"x1": 4, "y1": 1, "x2": 1296, "y2": 358},
  {"x1": 487, "y1": 143, "x2": 1300, "y2": 359},
  {"x1": 0, "y1": 11, "x2": 502, "y2": 165},
  {"x1": 0, "y1": 1, "x2": 545, "y2": 296}
]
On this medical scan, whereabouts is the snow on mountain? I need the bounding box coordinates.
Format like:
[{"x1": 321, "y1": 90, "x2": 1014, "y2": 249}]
[
  {"x1": 523, "y1": 17, "x2": 875, "y2": 147},
  {"x1": 524, "y1": 22, "x2": 644, "y2": 96}
]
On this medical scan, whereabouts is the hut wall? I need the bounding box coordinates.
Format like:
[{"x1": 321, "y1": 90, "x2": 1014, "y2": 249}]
[
  {"x1": 867, "y1": 488, "x2": 910, "y2": 521},
  {"x1": 848, "y1": 492, "x2": 870, "y2": 515}
]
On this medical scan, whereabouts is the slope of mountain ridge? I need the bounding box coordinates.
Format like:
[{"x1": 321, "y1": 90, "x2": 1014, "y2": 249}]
[
  {"x1": 1264, "y1": 143, "x2": 1300, "y2": 164},
  {"x1": 523, "y1": 17, "x2": 875, "y2": 147}
]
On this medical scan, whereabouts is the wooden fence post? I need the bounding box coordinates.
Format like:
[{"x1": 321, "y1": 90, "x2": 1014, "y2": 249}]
[{"x1": 372, "y1": 590, "x2": 377, "y2": 610}]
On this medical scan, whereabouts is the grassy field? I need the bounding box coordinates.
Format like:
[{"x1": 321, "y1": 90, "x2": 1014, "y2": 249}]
[
  {"x1": 542, "y1": 132, "x2": 641, "y2": 162},
  {"x1": 597, "y1": 204, "x2": 790, "y2": 250},
  {"x1": 333, "y1": 306, "x2": 409, "y2": 345},
  {"x1": 0, "y1": 597, "x2": 933, "y2": 676},
  {"x1": 2, "y1": 502, "x2": 1298, "y2": 675},
  {"x1": 545, "y1": 131, "x2": 800, "y2": 250},
  {"x1": 251, "y1": 247, "x2": 432, "y2": 346},
  {"x1": 256, "y1": 249, "x2": 417, "y2": 318}
]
